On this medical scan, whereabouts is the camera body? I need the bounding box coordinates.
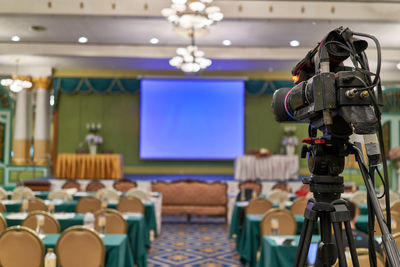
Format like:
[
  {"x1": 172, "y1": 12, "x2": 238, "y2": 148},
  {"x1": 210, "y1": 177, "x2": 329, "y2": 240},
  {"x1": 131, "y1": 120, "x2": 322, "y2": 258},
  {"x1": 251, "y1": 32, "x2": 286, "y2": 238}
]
[{"x1": 272, "y1": 27, "x2": 378, "y2": 137}]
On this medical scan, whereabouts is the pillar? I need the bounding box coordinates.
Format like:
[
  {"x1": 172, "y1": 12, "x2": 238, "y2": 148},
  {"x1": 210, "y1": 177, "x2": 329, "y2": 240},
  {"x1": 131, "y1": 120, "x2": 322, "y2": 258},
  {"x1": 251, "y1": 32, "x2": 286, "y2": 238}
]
[
  {"x1": 33, "y1": 77, "x2": 52, "y2": 165},
  {"x1": 12, "y1": 76, "x2": 33, "y2": 165}
]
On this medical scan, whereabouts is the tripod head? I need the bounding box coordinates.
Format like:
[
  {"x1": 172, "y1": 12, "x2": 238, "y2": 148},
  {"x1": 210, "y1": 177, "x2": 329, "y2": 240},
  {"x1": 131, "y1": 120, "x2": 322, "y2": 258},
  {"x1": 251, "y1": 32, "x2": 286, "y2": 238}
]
[{"x1": 301, "y1": 135, "x2": 348, "y2": 203}]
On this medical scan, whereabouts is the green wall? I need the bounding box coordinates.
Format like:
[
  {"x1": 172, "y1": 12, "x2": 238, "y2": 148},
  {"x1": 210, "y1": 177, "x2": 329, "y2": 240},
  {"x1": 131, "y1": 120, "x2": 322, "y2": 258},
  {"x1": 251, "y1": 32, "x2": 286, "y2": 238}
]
[{"x1": 57, "y1": 92, "x2": 310, "y2": 172}]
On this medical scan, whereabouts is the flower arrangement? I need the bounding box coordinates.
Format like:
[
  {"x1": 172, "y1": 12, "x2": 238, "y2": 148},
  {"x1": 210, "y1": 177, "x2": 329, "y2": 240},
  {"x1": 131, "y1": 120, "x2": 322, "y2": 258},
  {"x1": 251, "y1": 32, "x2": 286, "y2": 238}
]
[
  {"x1": 85, "y1": 123, "x2": 103, "y2": 145},
  {"x1": 389, "y1": 146, "x2": 400, "y2": 162},
  {"x1": 85, "y1": 123, "x2": 103, "y2": 154},
  {"x1": 281, "y1": 126, "x2": 298, "y2": 155}
]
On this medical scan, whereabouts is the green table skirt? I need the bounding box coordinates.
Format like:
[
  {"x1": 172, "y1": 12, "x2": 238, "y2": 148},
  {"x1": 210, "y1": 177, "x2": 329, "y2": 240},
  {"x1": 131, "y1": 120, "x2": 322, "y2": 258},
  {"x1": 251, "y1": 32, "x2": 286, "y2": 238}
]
[
  {"x1": 237, "y1": 214, "x2": 318, "y2": 267},
  {"x1": 258, "y1": 235, "x2": 320, "y2": 267},
  {"x1": 44, "y1": 234, "x2": 134, "y2": 267},
  {"x1": 3, "y1": 200, "x2": 157, "y2": 235},
  {"x1": 3, "y1": 213, "x2": 148, "y2": 267}
]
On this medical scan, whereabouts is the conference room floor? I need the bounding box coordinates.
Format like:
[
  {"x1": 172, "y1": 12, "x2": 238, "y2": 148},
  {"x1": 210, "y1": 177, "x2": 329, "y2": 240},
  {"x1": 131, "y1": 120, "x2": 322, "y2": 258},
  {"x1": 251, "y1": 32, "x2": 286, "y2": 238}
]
[{"x1": 147, "y1": 215, "x2": 241, "y2": 266}]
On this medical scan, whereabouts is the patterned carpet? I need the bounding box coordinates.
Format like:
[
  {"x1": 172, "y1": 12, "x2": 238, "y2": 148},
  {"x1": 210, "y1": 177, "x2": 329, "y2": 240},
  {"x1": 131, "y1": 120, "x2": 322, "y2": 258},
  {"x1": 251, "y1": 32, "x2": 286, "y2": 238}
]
[{"x1": 147, "y1": 215, "x2": 241, "y2": 267}]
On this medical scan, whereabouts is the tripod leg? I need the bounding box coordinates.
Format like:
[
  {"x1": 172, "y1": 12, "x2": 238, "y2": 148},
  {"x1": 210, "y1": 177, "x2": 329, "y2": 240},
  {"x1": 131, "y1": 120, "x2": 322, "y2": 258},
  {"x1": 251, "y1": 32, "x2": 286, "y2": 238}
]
[
  {"x1": 293, "y1": 203, "x2": 318, "y2": 267},
  {"x1": 343, "y1": 221, "x2": 360, "y2": 267},
  {"x1": 332, "y1": 222, "x2": 348, "y2": 267}
]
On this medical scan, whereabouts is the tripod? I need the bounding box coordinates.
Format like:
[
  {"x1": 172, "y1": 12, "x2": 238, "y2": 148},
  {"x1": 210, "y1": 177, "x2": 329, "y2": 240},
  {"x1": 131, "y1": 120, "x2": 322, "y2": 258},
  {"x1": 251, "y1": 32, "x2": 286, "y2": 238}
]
[{"x1": 293, "y1": 136, "x2": 400, "y2": 267}]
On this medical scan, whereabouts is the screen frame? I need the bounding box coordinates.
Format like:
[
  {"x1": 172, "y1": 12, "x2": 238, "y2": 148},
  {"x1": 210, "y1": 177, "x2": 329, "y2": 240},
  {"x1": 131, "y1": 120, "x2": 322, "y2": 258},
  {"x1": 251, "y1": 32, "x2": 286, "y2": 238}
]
[{"x1": 139, "y1": 78, "x2": 245, "y2": 161}]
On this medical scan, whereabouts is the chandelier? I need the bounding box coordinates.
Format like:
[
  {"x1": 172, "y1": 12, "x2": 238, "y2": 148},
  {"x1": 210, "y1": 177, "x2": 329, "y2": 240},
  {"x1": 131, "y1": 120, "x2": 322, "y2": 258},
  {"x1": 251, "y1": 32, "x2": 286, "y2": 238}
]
[
  {"x1": 0, "y1": 77, "x2": 32, "y2": 93},
  {"x1": 162, "y1": 0, "x2": 223, "y2": 31},
  {"x1": 0, "y1": 59, "x2": 32, "y2": 93},
  {"x1": 169, "y1": 32, "x2": 212, "y2": 73}
]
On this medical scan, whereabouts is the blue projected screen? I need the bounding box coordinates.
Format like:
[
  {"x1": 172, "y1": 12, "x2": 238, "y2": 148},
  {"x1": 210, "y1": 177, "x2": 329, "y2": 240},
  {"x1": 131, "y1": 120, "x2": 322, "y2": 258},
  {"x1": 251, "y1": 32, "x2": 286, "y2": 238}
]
[{"x1": 140, "y1": 79, "x2": 245, "y2": 160}]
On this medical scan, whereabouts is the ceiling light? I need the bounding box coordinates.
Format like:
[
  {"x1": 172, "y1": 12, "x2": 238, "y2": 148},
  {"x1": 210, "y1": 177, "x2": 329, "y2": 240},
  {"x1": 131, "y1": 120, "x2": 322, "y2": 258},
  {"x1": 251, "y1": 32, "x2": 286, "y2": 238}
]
[
  {"x1": 397, "y1": 63, "x2": 400, "y2": 70},
  {"x1": 162, "y1": 0, "x2": 223, "y2": 32},
  {"x1": 11, "y1": 36, "x2": 20, "y2": 42},
  {"x1": 1, "y1": 78, "x2": 32, "y2": 93},
  {"x1": 150, "y1": 38, "x2": 159, "y2": 44},
  {"x1": 222, "y1": 40, "x2": 231, "y2": 46},
  {"x1": 78, "y1": 36, "x2": 88, "y2": 43},
  {"x1": 290, "y1": 40, "x2": 300, "y2": 47},
  {"x1": 170, "y1": 44, "x2": 211, "y2": 73}
]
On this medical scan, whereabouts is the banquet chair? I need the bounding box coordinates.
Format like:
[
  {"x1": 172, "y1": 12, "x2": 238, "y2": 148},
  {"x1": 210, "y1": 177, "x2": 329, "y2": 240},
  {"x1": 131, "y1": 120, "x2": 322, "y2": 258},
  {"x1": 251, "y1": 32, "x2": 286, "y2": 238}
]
[
  {"x1": 113, "y1": 178, "x2": 137, "y2": 192},
  {"x1": 117, "y1": 196, "x2": 145, "y2": 213},
  {"x1": 238, "y1": 180, "x2": 262, "y2": 195},
  {"x1": 94, "y1": 209, "x2": 127, "y2": 234},
  {"x1": 96, "y1": 188, "x2": 120, "y2": 202},
  {"x1": 0, "y1": 226, "x2": 45, "y2": 267},
  {"x1": 236, "y1": 188, "x2": 257, "y2": 201},
  {"x1": 374, "y1": 211, "x2": 400, "y2": 236},
  {"x1": 0, "y1": 214, "x2": 7, "y2": 233},
  {"x1": 333, "y1": 248, "x2": 384, "y2": 267},
  {"x1": 391, "y1": 200, "x2": 400, "y2": 214},
  {"x1": 11, "y1": 186, "x2": 35, "y2": 200},
  {"x1": 0, "y1": 187, "x2": 8, "y2": 200},
  {"x1": 125, "y1": 188, "x2": 148, "y2": 200},
  {"x1": 22, "y1": 211, "x2": 60, "y2": 233},
  {"x1": 271, "y1": 181, "x2": 292, "y2": 193},
  {"x1": 20, "y1": 198, "x2": 48, "y2": 212},
  {"x1": 56, "y1": 225, "x2": 105, "y2": 267},
  {"x1": 266, "y1": 189, "x2": 289, "y2": 203},
  {"x1": 379, "y1": 191, "x2": 399, "y2": 207},
  {"x1": 62, "y1": 180, "x2": 81, "y2": 191},
  {"x1": 350, "y1": 191, "x2": 367, "y2": 205},
  {"x1": 260, "y1": 208, "x2": 297, "y2": 236},
  {"x1": 245, "y1": 198, "x2": 273, "y2": 215},
  {"x1": 290, "y1": 197, "x2": 308, "y2": 215},
  {"x1": 86, "y1": 180, "x2": 106, "y2": 192},
  {"x1": 0, "y1": 202, "x2": 6, "y2": 213},
  {"x1": 48, "y1": 189, "x2": 73, "y2": 201},
  {"x1": 76, "y1": 196, "x2": 102, "y2": 213}
]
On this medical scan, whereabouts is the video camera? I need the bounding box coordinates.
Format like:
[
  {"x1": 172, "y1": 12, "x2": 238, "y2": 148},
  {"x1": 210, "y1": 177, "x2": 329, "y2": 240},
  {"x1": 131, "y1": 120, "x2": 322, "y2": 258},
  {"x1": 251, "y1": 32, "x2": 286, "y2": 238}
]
[{"x1": 272, "y1": 26, "x2": 381, "y2": 138}]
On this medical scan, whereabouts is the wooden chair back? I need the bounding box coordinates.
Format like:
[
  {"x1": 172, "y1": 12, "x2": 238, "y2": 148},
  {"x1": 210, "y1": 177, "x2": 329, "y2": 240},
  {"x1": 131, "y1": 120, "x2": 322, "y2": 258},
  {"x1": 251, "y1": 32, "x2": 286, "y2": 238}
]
[
  {"x1": 375, "y1": 211, "x2": 400, "y2": 236},
  {"x1": 350, "y1": 191, "x2": 367, "y2": 205},
  {"x1": 266, "y1": 189, "x2": 289, "y2": 203},
  {"x1": 62, "y1": 180, "x2": 81, "y2": 191},
  {"x1": 260, "y1": 208, "x2": 297, "y2": 236},
  {"x1": 0, "y1": 214, "x2": 7, "y2": 233},
  {"x1": 0, "y1": 226, "x2": 45, "y2": 267},
  {"x1": 0, "y1": 187, "x2": 7, "y2": 200},
  {"x1": 290, "y1": 197, "x2": 308, "y2": 215},
  {"x1": 94, "y1": 209, "x2": 127, "y2": 234},
  {"x1": 96, "y1": 188, "x2": 120, "y2": 202},
  {"x1": 22, "y1": 211, "x2": 60, "y2": 233},
  {"x1": 0, "y1": 202, "x2": 6, "y2": 213},
  {"x1": 56, "y1": 225, "x2": 105, "y2": 267},
  {"x1": 113, "y1": 179, "x2": 136, "y2": 192},
  {"x1": 48, "y1": 189, "x2": 73, "y2": 201},
  {"x1": 20, "y1": 198, "x2": 48, "y2": 212},
  {"x1": 125, "y1": 188, "x2": 148, "y2": 200},
  {"x1": 76, "y1": 196, "x2": 102, "y2": 213},
  {"x1": 116, "y1": 196, "x2": 145, "y2": 213},
  {"x1": 238, "y1": 181, "x2": 262, "y2": 195},
  {"x1": 245, "y1": 198, "x2": 273, "y2": 215},
  {"x1": 86, "y1": 180, "x2": 106, "y2": 193},
  {"x1": 12, "y1": 186, "x2": 35, "y2": 200}
]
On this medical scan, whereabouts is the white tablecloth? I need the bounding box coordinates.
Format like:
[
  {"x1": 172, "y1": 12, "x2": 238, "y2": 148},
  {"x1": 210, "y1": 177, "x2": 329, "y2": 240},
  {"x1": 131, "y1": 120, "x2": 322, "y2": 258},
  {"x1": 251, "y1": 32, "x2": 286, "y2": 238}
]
[{"x1": 234, "y1": 155, "x2": 299, "y2": 181}]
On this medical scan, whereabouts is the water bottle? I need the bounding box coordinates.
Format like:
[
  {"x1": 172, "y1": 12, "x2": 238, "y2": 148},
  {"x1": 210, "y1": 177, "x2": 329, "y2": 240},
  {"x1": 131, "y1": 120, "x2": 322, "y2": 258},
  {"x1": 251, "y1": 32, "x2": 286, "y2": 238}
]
[
  {"x1": 44, "y1": 248, "x2": 56, "y2": 267},
  {"x1": 270, "y1": 217, "x2": 279, "y2": 236},
  {"x1": 83, "y1": 213, "x2": 95, "y2": 229}
]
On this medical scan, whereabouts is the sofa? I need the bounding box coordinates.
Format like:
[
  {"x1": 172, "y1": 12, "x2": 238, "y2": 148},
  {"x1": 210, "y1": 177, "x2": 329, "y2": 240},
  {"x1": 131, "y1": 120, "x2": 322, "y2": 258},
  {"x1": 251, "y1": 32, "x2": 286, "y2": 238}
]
[{"x1": 151, "y1": 180, "x2": 227, "y2": 219}]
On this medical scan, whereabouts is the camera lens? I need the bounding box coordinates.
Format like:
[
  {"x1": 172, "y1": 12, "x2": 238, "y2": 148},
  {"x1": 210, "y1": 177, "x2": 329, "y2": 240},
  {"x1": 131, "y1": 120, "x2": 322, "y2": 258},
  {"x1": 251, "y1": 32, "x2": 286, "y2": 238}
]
[{"x1": 271, "y1": 87, "x2": 295, "y2": 122}]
